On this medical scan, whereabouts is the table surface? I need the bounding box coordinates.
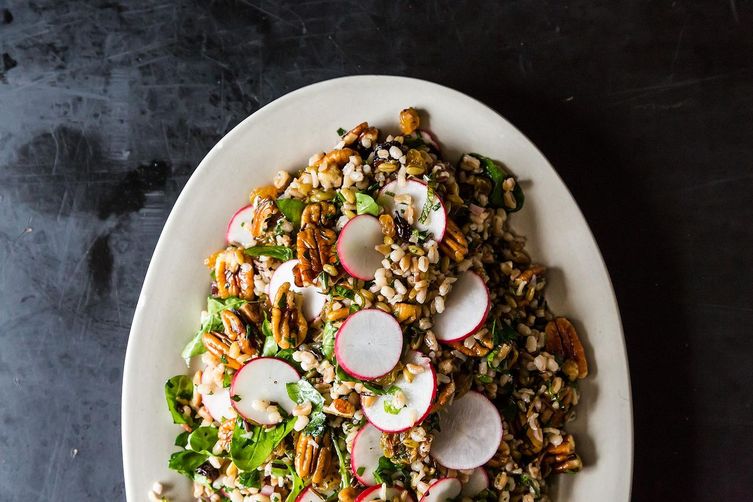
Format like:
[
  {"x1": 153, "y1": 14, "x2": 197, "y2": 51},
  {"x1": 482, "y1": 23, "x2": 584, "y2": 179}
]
[{"x1": 1, "y1": 1, "x2": 751, "y2": 500}]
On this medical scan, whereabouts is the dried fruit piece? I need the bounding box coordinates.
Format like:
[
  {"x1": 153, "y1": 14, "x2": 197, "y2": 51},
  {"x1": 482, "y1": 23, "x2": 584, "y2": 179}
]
[
  {"x1": 399, "y1": 108, "x2": 420, "y2": 135},
  {"x1": 545, "y1": 317, "x2": 588, "y2": 379},
  {"x1": 379, "y1": 214, "x2": 396, "y2": 238},
  {"x1": 271, "y1": 282, "x2": 308, "y2": 349}
]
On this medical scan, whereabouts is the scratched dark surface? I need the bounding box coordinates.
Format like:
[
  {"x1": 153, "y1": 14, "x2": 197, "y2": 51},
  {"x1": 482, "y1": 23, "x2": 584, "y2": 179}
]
[{"x1": 0, "y1": 0, "x2": 752, "y2": 500}]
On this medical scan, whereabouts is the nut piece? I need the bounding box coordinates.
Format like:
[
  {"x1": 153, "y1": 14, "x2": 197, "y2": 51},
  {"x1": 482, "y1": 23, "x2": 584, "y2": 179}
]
[
  {"x1": 438, "y1": 218, "x2": 469, "y2": 263},
  {"x1": 201, "y1": 332, "x2": 241, "y2": 370},
  {"x1": 294, "y1": 433, "x2": 332, "y2": 483},
  {"x1": 250, "y1": 196, "x2": 277, "y2": 237},
  {"x1": 341, "y1": 122, "x2": 368, "y2": 146},
  {"x1": 447, "y1": 330, "x2": 494, "y2": 357},
  {"x1": 220, "y1": 309, "x2": 256, "y2": 356},
  {"x1": 213, "y1": 248, "x2": 255, "y2": 300},
  {"x1": 399, "y1": 108, "x2": 420, "y2": 135},
  {"x1": 295, "y1": 226, "x2": 337, "y2": 286},
  {"x1": 324, "y1": 398, "x2": 355, "y2": 418},
  {"x1": 271, "y1": 282, "x2": 308, "y2": 349},
  {"x1": 432, "y1": 380, "x2": 455, "y2": 413},
  {"x1": 380, "y1": 427, "x2": 432, "y2": 464},
  {"x1": 544, "y1": 434, "x2": 583, "y2": 473},
  {"x1": 311, "y1": 148, "x2": 358, "y2": 168},
  {"x1": 545, "y1": 317, "x2": 588, "y2": 379},
  {"x1": 302, "y1": 202, "x2": 337, "y2": 228}
]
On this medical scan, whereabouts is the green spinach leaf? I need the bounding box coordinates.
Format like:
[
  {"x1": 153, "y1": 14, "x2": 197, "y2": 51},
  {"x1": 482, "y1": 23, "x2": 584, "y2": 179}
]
[
  {"x1": 168, "y1": 450, "x2": 209, "y2": 479},
  {"x1": 165, "y1": 375, "x2": 196, "y2": 426},
  {"x1": 181, "y1": 297, "x2": 248, "y2": 360},
  {"x1": 174, "y1": 431, "x2": 189, "y2": 448},
  {"x1": 188, "y1": 426, "x2": 219, "y2": 454},
  {"x1": 286, "y1": 380, "x2": 326, "y2": 436},
  {"x1": 355, "y1": 192, "x2": 380, "y2": 217},
  {"x1": 276, "y1": 198, "x2": 306, "y2": 226},
  {"x1": 237, "y1": 470, "x2": 261, "y2": 488},
  {"x1": 244, "y1": 245, "x2": 294, "y2": 262},
  {"x1": 230, "y1": 417, "x2": 297, "y2": 471}
]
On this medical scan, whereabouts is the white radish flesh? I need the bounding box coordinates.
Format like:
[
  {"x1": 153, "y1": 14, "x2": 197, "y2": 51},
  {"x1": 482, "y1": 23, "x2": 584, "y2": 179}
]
[
  {"x1": 355, "y1": 485, "x2": 414, "y2": 502},
  {"x1": 350, "y1": 423, "x2": 383, "y2": 486},
  {"x1": 419, "y1": 478, "x2": 462, "y2": 502},
  {"x1": 430, "y1": 391, "x2": 503, "y2": 470},
  {"x1": 230, "y1": 357, "x2": 300, "y2": 425},
  {"x1": 335, "y1": 309, "x2": 403, "y2": 381},
  {"x1": 336, "y1": 214, "x2": 384, "y2": 281},
  {"x1": 460, "y1": 468, "x2": 489, "y2": 497},
  {"x1": 200, "y1": 368, "x2": 235, "y2": 422},
  {"x1": 378, "y1": 179, "x2": 447, "y2": 241},
  {"x1": 432, "y1": 271, "x2": 490, "y2": 343},
  {"x1": 226, "y1": 205, "x2": 256, "y2": 247},
  {"x1": 362, "y1": 351, "x2": 436, "y2": 433},
  {"x1": 268, "y1": 259, "x2": 326, "y2": 321},
  {"x1": 295, "y1": 486, "x2": 324, "y2": 502}
]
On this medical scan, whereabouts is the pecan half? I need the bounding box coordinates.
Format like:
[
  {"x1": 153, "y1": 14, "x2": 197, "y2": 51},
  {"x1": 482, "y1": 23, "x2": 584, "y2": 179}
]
[
  {"x1": 311, "y1": 148, "x2": 358, "y2": 168},
  {"x1": 341, "y1": 122, "x2": 368, "y2": 146},
  {"x1": 213, "y1": 248, "x2": 255, "y2": 300},
  {"x1": 544, "y1": 434, "x2": 583, "y2": 473},
  {"x1": 250, "y1": 196, "x2": 277, "y2": 237},
  {"x1": 545, "y1": 317, "x2": 588, "y2": 379},
  {"x1": 295, "y1": 226, "x2": 337, "y2": 286},
  {"x1": 324, "y1": 398, "x2": 355, "y2": 418},
  {"x1": 201, "y1": 332, "x2": 241, "y2": 370},
  {"x1": 439, "y1": 218, "x2": 469, "y2": 262},
  {"x1": 271, "y1": 282, "x2": 308, "y2": 349},
  {"x1": 220, "y1": 309, "x2": 256, "y2": 355},
  {"x1": 302, "y1": 202, "x2": 337, "y2": 228},
  {"x1": 295, "y1": 433, "x2": 332, "y2": 483}
]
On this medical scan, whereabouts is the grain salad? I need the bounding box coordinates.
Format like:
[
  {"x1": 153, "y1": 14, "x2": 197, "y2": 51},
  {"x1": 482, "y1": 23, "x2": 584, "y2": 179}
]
[{"x1": 160, "y1": 109, "x2": 589, "y2": 502}]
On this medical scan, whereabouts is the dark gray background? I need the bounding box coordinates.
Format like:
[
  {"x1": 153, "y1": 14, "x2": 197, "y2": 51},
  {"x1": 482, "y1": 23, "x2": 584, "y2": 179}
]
[{"x1": 1, "y1": 1, "x2": 751, "y2": 500}]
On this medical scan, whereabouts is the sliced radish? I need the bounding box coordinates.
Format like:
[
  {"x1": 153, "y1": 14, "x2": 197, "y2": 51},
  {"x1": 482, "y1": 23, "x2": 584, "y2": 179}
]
[
  {"x1": 351, "y1": 423, "x2": 384, "y2": 486},
  {"x1": 355, "y1": 485, "x2": 414, "y2": 502},
  {"x1": 419, "y1": 478, "x2": 461, "y2": 502},
  {"x1": 199, "y1": 368, "x2": 235, "y2": 422},
  {"x1": 295, "y1": 486, "x2": 324, "y2": 502},
  {"x1": 230, "y1": 357, "x2": 300, "y2": 425},
  {"x1": 378, "y1": 179, "x2": 447, "y2": 241},
  {"x1": 460, "y1": 468, "x2": 489, "y2": 497},
  {"x1": 336, "y1": 214, "x2": 384, "y2": 281},
  {"x1": 419, "y1": 129, "x2": 440, "y2": 151},
  {"x1": 362, "y1": 351, "x2": 436, "y2": 433},
  {"x1": 336, "y1": 309, "x2": 403, "y2": 381},
  {"x1": 226, "y1": 205, "x2": 256, "y2": 247},
  {"x1": 432, "y1": 271, "x2": 490, "y2": 343},
  {"x1": 268, "y1": 260, "x2": 326, "y2": 321},
  {"x1": 430, "y1": 391, "x2": 503, "y2": 470}
]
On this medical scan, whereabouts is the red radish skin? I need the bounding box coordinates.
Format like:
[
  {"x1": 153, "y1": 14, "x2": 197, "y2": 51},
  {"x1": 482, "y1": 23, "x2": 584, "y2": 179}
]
[
  {"x1": 226, "y1": 205, "x2": 256, "y2": 247},
  {"x1": 460, "y1": 468, "x2": 489, "y2": 497},
  {"x1": 432, "y1": 271, "x2": 490, "y2": 343},
  {"x1": 378, "y1": 179, "x2": 447, "y2": 241},
  {"x1": 419, "y1": 478, "x2": 462, "y2": 502},
  {"x1": 350, "y1": 423, "x2": 383, "y2": 486},
  {"x1": 336, "y1": 214, "x2": 384, "y2": 281},
  {"x1": 362, "y1": 351, "x2": 437, "y2": 433},
  {"x1": 230, "y1": 357, "x2": 300, "y2": 425},
  {"x1": 430, "y1": 391, "x2": 503, "y2": 470},
  {"x1": 355, "y1": 485, "x2": 414, "y2": 502},
  {"x1": 295, "y1": 486, "x2": 324, "y2": 502},
  {"x1": 268, "y1": 260, "x2": 326, "y2": 321},
  {"x1": 199, "y1": 368, "x2": 235, "y2": 422},
  {"x1": 335, "y1": 309, "x2": 403, "y2": 381}
]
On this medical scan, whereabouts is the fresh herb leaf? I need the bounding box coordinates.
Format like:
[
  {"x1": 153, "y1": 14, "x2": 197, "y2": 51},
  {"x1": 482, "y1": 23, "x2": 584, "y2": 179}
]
[
  {"x1": 174, "y1": 431, "x2": 189, "y2": 448},
  {"x1": 223, "y1": 371, "x2": 232, "y2": 388},
  {"x1": 286, "y1": 379, "x2": 326, "y2": 436},
  {"x1": 168, "y1": 450, "x2": 209, "y2": 479},
  {"x1": 244, "y1": 245, "x2": 294, "y2": 262},
  {"x1": 492, "y1": 319, "x2": 518, "y2": 344},
  {"x1": 332, "y1": 285, "x2": 355, "y2": 300},
  {"x1": 321, "y1": 322, "x2": 337, "y2": 360},
  {"x1": 476, "y1": 374, "x2": 494, "y2": 384},
  {"x1": 402, "y1": 135, "x2": 425, "y2": 148},
  {"x1": 469, "y1": 153, "x2": 525, "y2": 212},
  {"x1": 231, "y1": 395, "x2": 242, "y2": 402},
  {"x1": 188, "y1": 426, "x2": 220, "y2": 454},
  {"x1": 261, "y1": 313, "x2": 278, "y2": 357},
  {"x1": 356, "y1": 466, "x2": 365, "y2": 476},
  {"x1": 237, "y1": 470, "x2": 261, "y2": 488},
  {"x1": 410, "y1": 228, "x2": 430, "y2": 243},
  {"x1": 331, "y1": 431, "x2": 351, "y2": 490},
  {"x1": 337, "y1": 127, "x2": 347, "y2": 136},
  {"x1": 182, "y1": 297, "x2": 248, "y2": 360},
  {"x1": 418, "y1": 183, "x2": 437, "y2": 224},
  {"x1": 383, "y1": 385, "x2": 404, "y2": 415},
  {"x1": 230, "y1": 417, "x2": 296, "y2": 471},
  {"x1": 274, "y1": 219, "x2": 286, "y2": 236},
  {"x1": 165, "y1": 375, "x2": 196, "y2": 426},
  {"x1": 372, "y1": 456, "x2": 408, "y2": 484},
  {"x1": 355, "y1": 192, "x2": 380, "y2": 217},
  {"x1": 276, "y1": 198, "x2": 306, "y2": 226}
]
